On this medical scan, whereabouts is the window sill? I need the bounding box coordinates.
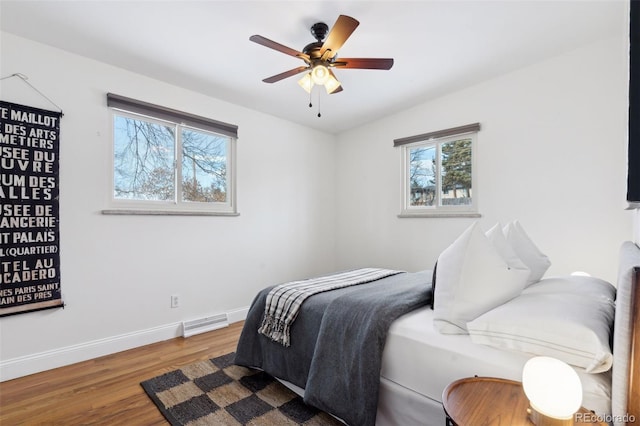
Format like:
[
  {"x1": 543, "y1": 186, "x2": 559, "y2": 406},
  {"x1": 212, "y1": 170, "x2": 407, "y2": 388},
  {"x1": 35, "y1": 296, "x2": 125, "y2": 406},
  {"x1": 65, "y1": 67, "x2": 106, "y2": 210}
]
[
  {"x1": 398, "y1": 212, "x2": 482, "y2": 219},
  {"x1": 101, "y1": 209, "x2": 239, "y2": 217}
]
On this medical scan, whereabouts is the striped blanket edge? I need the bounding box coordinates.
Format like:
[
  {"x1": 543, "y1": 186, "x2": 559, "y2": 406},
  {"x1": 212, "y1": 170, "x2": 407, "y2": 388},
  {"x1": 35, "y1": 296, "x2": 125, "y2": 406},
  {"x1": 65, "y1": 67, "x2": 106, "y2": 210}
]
[{"x1": 258, "y1": 268, "x2": 404, "y2": 346}]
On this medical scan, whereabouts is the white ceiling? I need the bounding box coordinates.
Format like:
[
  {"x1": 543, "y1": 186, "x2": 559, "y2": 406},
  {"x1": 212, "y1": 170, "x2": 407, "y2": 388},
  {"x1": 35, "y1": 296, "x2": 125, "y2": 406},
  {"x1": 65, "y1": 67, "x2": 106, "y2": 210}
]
[{"x1": 0, "y1": 0, "x2": 627, "y2": 134}]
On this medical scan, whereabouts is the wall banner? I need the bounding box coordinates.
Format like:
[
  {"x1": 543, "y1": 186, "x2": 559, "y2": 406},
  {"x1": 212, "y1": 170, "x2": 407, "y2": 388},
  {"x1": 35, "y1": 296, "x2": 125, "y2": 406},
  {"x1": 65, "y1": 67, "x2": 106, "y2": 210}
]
[{"x1": 0, "y1": 101, "x2": 63, "y2": 317}]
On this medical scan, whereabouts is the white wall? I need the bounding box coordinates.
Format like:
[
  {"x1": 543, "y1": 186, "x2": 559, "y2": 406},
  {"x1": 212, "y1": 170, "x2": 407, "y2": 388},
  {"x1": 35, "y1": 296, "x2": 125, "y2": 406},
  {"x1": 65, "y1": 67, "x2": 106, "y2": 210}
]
[
  {"x1": 0, "y1": 30, "x2": 633, "y2": 381},
  {"x1": 335, "y1": 36, "x2": 631, "y2": 283},
  {"x1": 0, "y1": 33, "x2": 337, "y2": 379}
]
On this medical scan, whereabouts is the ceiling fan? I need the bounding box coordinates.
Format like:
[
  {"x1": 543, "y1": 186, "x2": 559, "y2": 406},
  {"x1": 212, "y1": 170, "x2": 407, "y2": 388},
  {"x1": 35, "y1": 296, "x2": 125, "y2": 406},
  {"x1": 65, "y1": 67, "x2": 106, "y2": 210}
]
[{"x1": 250, "y1": 15, "x2": 394, "y2": 95}]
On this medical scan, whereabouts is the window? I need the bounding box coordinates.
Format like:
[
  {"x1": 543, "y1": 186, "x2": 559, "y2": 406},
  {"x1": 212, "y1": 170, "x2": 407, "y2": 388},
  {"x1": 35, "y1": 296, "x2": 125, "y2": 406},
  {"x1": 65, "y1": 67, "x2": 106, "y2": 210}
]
[
  {"x1": 104, "y1": 94, "x2": 238, "y2": 215},
  {"x1": 395, "y1": 123, "x2": 480, "y2": 217}
]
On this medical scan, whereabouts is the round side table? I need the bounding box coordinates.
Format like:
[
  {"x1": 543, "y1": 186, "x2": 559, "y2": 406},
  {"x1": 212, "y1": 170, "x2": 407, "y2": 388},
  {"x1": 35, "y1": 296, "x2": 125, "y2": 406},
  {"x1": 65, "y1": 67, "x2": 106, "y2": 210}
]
[{"x1": 442, "y1": 376, "x2": 606, "y2": 426}]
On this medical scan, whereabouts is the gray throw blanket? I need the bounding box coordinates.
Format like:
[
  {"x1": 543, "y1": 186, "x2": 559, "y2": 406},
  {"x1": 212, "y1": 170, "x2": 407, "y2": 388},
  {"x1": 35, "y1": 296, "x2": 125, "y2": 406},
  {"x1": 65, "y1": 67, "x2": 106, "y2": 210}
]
[
  {"x1": 258, "y1": 268, "x2": 403, "y2": 346},
  {"x1": 235, "y1": 270, "x2": 432, "y2": 426}
]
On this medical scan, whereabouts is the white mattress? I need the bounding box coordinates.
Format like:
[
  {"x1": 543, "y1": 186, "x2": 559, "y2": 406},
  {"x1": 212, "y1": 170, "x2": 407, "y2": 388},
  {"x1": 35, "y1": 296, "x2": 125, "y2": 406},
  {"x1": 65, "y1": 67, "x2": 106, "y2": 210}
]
[{"x1": 380, "y1": 306, "x2": 612, "y2": 415}]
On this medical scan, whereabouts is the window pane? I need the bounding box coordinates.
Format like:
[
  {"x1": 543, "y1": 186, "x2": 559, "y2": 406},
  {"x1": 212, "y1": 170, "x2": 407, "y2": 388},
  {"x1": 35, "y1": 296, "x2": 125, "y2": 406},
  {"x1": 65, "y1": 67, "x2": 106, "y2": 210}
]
[
  {"x1": 113, "y1": 115, "x2": 175, "y2": 201},
  {"x1": 441, "y1": 138, "x2": 472, "y2": 206},
  {"x1": 181, "y1": 128, "x2": 228, "y2": 203},
  {"x1": 409, "y1": 146, "x2": 436, "y2": 206}
]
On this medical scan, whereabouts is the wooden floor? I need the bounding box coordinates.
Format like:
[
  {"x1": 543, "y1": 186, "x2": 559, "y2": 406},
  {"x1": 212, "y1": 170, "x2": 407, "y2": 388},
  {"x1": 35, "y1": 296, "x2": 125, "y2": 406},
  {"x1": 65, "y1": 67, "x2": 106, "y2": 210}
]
[{"x1": 0, "y1": 321, "x2": 244, "y2": 425}]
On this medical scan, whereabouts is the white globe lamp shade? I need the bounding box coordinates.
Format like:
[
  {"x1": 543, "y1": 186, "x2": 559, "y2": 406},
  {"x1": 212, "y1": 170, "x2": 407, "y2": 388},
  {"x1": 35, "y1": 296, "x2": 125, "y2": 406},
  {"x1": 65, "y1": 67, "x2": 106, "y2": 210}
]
[{"x1": 522, "y1": 356, "x2": 583, "y2": 420}]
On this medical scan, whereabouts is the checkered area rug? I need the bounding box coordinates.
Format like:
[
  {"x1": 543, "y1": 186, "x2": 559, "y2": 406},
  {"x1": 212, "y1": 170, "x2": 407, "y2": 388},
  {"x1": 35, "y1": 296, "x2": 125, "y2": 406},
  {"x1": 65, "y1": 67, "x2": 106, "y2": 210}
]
[{"x1": 141, "y1": 352, "x2": 343, "y2": 425}]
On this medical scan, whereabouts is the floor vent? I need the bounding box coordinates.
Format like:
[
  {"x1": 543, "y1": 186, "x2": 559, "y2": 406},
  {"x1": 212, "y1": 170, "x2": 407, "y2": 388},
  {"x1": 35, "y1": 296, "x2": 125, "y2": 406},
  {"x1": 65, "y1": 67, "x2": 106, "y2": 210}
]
[{"x1": 182, "y1": 313, "x2": 229, "y2": 338}]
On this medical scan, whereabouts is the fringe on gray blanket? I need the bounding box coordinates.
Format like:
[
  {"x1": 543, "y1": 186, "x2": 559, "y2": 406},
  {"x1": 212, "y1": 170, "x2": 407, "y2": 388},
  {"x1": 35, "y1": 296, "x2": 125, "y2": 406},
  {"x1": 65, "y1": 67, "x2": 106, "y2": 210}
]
[{"x1": 258, "y1": 313, "x2": 291, "y2": 346}]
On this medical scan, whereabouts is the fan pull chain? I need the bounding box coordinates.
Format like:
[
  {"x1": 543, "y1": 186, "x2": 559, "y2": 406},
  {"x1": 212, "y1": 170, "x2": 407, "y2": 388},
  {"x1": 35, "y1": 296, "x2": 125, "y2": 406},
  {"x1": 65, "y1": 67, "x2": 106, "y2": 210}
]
[{"x1": 305, "y1": 85, "x2": 322, "y2": 118}]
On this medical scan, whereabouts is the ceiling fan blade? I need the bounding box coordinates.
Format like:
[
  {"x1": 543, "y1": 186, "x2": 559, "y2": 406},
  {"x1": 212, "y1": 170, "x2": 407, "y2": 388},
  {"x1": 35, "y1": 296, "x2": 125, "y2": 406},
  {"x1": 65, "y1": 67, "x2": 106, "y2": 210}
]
[
  {"x1": 262, "y1": 66, "x2": 309, "y2": 83},
  {"x1": 331, "y1": 85, "x2": 343, "y2": 94},
  {"x1": 250, "y1": 35, "x2": 310, "y2": 62},
  {"x1": 321, "y1": 15, "x2": 359, "y2": 59},
  {"x1": 332, "y1": 58, "x2": 394, "y2": 70}
]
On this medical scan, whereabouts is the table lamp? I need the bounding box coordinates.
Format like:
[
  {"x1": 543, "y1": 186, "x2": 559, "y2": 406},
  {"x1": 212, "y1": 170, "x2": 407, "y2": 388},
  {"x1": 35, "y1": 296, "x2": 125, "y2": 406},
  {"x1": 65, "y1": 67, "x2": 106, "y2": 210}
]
[{"x1": 522, "y1": 356, "x2": 583, "y2": 426}]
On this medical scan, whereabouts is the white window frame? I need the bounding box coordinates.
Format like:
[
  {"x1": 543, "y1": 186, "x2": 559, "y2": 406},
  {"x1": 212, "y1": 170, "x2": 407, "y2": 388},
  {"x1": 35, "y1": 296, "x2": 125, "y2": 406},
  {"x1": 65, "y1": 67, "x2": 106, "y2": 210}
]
[
  {"x1": 399, "y1": 129, "x2": 479, "y2": 218},
  {"x1": 103, "y1": 97, "x2": 238, "y2": 216}
]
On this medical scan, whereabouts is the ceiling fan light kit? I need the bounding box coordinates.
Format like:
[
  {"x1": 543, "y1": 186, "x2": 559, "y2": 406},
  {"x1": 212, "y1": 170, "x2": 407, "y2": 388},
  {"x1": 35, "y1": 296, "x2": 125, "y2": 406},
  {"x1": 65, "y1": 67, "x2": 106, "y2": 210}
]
[
  {"x1": 250, "y1": 14, "x2": 394, "y2": 116},
  {"x1": 298, "y1": 70, "x2": 341, "y2": 95},
  {"x1": 311, "y1": 65, "x2": 330, "y2": 85}
]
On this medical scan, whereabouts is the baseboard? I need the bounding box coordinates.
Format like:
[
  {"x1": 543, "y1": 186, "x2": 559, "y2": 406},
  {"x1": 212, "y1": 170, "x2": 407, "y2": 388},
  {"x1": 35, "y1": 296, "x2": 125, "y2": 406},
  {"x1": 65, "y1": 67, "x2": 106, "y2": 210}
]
[
  {"x1": 0, "y1": 306, "x2": 249, "y2": 382},
  {"x1": 227, "y1": 306, "x2": 249, "y2": 323}
]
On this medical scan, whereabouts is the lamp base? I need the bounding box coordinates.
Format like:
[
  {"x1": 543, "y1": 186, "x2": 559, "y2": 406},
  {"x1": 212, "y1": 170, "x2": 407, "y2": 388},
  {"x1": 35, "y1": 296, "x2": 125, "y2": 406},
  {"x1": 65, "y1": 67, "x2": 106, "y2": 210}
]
[{"x1": 527, "y1": 407, "x2": 574, "y2": 426}]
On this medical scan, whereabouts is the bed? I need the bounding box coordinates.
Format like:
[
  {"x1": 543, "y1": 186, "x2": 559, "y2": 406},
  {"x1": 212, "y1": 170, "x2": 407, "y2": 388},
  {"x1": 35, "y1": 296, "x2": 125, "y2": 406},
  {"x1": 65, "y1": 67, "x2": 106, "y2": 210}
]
[{"x1": 234, "y1": 238, "x2": 640, "y2": 426}]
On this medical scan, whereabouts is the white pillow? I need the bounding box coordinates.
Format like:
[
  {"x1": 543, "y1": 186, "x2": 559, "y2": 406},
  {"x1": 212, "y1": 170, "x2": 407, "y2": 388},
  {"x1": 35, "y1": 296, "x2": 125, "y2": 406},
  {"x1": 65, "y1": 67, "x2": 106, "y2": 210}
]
[
  {"x1": 467, "y1": 275, "x2": 615, "y2": 373},
  {"x1": 485, "y1": 223, "x2": 530, "y2": 272},
  {"x1": 433, "y1": 222, "x2": 530, "y2": 334},
  {"x1": 503, "y1": 221, "x2": 551, "y2": 285}
]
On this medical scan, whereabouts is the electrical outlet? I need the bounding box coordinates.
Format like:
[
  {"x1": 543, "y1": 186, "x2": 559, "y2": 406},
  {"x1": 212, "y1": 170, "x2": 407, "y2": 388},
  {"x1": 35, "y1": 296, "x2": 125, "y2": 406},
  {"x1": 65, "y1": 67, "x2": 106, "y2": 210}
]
[{"x1": 171, "y1": 294, "x2": 180, "y2": 308}]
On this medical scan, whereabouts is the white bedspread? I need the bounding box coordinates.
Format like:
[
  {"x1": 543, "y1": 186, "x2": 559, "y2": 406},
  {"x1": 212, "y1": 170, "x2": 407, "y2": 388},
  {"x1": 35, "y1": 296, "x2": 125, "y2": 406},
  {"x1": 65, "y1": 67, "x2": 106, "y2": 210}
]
[{"x1": 380, "y1": 306, "x2": 612, "y2": 416}]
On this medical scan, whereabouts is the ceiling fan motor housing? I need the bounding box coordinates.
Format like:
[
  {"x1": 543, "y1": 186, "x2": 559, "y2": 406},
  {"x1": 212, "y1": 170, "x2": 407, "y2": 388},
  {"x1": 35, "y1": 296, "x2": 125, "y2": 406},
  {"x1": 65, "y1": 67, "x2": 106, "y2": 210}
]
[
  {"x1": 310, "y1": 22, "x2": 329, "y2": 41},
  {"x1": 304, "y1": 22, "x2": 329, "y2": 59},
  {"x1": 303, "y1": 41, "x2": 324, "y2": 59}
]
